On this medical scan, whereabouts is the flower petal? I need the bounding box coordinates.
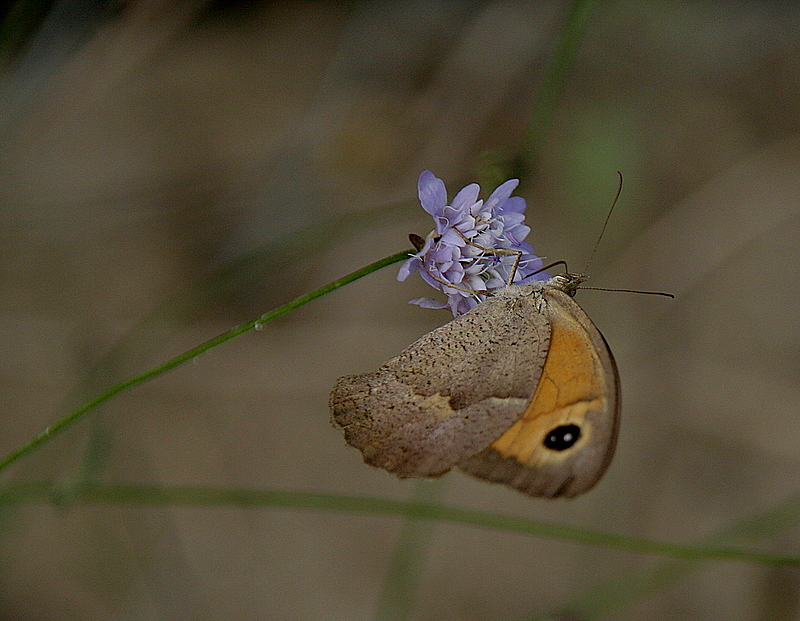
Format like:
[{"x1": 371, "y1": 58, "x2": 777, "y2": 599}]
[
  {"x1": 409, "y1": 297, "x2": 448, "y2": 310},
  {"x1": 418, "y1": 170, "x2": 447, "y2": 216},
  {"x1": 451, "y1": 183, "x2": 480, "y2": 211},
  {"x1": 396, "y1": 257, "x2": 420, "y2": 281},
  {"x1": 486, "y1": 178, "x2": 519, "y2": 208}
]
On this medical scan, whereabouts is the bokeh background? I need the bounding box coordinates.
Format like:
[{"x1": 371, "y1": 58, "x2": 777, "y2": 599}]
[{"x1": 2, "y1": 1, "x2": 800, "y2": 619}]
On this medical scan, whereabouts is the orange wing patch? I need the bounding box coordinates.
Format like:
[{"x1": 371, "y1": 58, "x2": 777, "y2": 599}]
[{"x1": 489, "y1": 307, "x2": 605, "y2": 465}]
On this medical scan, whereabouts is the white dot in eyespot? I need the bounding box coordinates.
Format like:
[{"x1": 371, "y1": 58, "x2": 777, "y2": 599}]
[{"x1": 543, "y1": 424, "x2": 581, "y2": 451}]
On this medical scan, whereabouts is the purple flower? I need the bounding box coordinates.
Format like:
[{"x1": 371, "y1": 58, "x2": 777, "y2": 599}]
[{"x1": 398, "y1": 170, "x2": 548, "y2": 316}]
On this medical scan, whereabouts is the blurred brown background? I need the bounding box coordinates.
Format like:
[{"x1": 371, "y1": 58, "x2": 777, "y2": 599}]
[{"x1": 2, "y1": 1, "x2": 800, "y2": 619}]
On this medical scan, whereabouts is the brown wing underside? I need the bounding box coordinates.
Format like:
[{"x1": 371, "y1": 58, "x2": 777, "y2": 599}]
[
  {"x1": 458, "y1": 288, "x2": 620, "y2": 498},
  {"x1": 330, "y1": 288, "x2": 551, "y2": 478}
]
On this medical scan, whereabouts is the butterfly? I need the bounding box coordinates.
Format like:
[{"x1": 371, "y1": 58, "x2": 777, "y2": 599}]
[{"x1": 329, "y1": 273, "x2": 619, "y2": 499}]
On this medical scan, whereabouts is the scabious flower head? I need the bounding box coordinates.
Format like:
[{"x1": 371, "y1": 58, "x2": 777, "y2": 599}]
[{"x1": 398, "y1": 170, "x2": 548, "y2": 316}]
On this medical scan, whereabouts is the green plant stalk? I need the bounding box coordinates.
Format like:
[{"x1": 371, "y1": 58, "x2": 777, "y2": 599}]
[
  {"x1": 2, "y1": 481, "x2": 799, "y2": 568},
  {"x1": 524, "y1": 0, "x2": 597, "y2": 169},
  {"x1": 0, "y1": 250, "x2": 413, "y2": 476},
  {"x1": 374, "y1": 480, "x2": 446, "y2": 621},
  {"x1": 529, "y1": 488, "x2": 800, "y2": 620},
  {"x1": 403, "y1": 3, "x2": 597, "y2": 615}
]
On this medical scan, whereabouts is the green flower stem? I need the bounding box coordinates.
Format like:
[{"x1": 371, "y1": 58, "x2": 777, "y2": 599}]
[
  {"x1": 0, "y1": 249, "x2": 412, "y2": 476},
  {"x1": 2, "y1": 480, "x2": 799, "y2": 568},
  {"x1": 531, "y1": 490, "x2": 800, "y2": 620},
  {"x1": 524, "y1": 0, "x2": 597, "y2": 168},
  {"x1": 374, "y1": 480, "x2": 446, "y2": 621}
]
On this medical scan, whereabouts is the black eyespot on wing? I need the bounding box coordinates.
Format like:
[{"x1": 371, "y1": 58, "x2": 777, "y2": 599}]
[{"x1": 543, "y1": 424, "x2": 581, "y2": 451}]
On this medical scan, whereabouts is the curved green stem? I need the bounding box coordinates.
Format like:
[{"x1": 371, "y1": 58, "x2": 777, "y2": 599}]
[
  {"x1": 524, "y1": 0, "x2": 597, "y2": 169},
  {"x1": 0, "y1": 250, "x2": 412, "y2": 476},
  {"x1": 2, "y1": 481, "x2": 799, "y2": 568}
]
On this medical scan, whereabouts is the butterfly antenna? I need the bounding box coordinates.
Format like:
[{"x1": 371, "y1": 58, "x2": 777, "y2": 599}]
[
  {"x1": 583, "y1": 286, "x2": 674, "y2": 298},
  {"x1": 574, "y1": 173, "x2": 674, "y2": 299},
  {"x1": 531, "y1": 260, "x2": 568, "y2": 277},
  {"x1": 583, "y1": 172, "x2": 623, "y2": 275}
]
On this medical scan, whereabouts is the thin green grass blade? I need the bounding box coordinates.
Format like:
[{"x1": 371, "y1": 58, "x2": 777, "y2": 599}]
[
  {"x1": 524, "y1": 0, "x2": 597, "y2": 171},
  {"x1": 0, "y1": 250, "x2": 412, "y2": 476},
  {"x1": 1, "y1": 482, "x2": 799, "y2": 569},
  {"x1": 529, "y1": 491, "x2": 800, "y2": 620},
  {"x1": 373, "y1": 480, "x2": 447, "y2": 621}
]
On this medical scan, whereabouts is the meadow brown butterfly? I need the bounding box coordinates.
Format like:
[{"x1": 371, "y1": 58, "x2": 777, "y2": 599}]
[
  {"x1": 329, "y1": 171, "x2": 624, "y2": 498},
  {"x1": 329, "y1": 273, "x2": 619, "y2": 498}
]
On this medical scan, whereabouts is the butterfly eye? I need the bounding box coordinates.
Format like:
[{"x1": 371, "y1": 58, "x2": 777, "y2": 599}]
[{"x1": 543, "y1": 424, "x2": 581, "y2": 451}]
